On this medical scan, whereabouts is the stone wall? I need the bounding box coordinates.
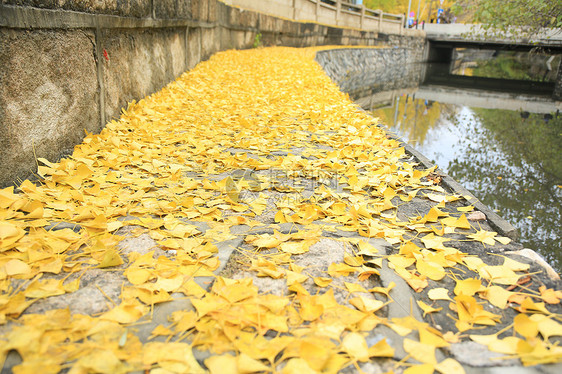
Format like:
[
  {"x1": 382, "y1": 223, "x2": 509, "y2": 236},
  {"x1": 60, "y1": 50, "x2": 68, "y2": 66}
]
[
  {"x1": 315, "y1": 34, "x2": 426, "y2": 90},
  {"x1": 315, "y1": 47, "x2": 425, "y2": 102},
  {"x1": 0, "y1": 0, "x2": 425, "y2": 187}
]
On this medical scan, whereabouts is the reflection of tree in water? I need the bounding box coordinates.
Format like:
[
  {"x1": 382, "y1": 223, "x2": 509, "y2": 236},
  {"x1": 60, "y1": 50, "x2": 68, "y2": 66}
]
[
  {"x1": 446, "y1": 109, "x2": 562, "y2": 271},
  {"x1": 471, "y1": 52, "x2": 560, "y2": 83},
  {"x1": 373, "y1": 95, "x2": 457, "y2": 146},
  {"x1": 372, "y1": 92, "x2": 561, "y2": 271}
]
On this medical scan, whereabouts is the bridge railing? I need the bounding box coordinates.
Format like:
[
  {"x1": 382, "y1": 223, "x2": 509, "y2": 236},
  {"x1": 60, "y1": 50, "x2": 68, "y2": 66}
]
[
  {"x1": 221, "y1": 0, "x2": 407, "y2": 35},
  {"x1": 424, "y1": 23, "x2": 562, "y2": 47}
]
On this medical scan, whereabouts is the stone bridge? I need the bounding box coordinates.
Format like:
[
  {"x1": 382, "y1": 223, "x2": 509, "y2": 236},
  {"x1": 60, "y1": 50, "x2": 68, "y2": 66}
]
[
  {"x1": 422, "y1": 23, "x2": 562, "y2": 100},
  {"x1": 423, "y1": 23, "x2": 562, "y2": 49},
  {"x1": 222, "y1": 0, "x2": 405, "y2": 34}
]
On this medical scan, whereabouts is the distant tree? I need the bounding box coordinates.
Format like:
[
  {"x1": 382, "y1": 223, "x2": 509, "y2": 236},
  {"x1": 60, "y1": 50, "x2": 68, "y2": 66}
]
[
  {"x1": 455, "y1": 0, "x2": 562, "y2": 39},
  {"x1": 365, "y1": 0, "x2": 457, "y2": 22},
  {"x1": 364, "y1": 0, "x2": 402, "y2": 14}
]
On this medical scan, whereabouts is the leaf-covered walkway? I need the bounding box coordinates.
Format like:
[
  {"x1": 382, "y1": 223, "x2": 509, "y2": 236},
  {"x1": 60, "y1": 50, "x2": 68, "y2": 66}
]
[{"x1": 1, "y1": 47, "x2": 561, "y2": 373}]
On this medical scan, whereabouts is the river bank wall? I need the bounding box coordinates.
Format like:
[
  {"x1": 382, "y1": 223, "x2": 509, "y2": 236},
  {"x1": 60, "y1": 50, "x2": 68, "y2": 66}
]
[
  {"x1": 0, "y1": 0, "x2": 424, "y2": 187},
  {"x1": 315, "y1": 47, "x2": 425, "y2": 100}
]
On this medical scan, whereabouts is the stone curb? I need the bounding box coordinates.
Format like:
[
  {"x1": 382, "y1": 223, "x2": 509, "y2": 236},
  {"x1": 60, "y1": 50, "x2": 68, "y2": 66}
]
[
  {"x1": 313, "y1": 47, "x2": 518, "y2": 240},
  {"x1": 376, "y1": 118, "x2": 562, "y2": 282},
  {"x1": 313, "y1": 47, "x2": 562, "y2": 283},
  {"x1": 386, "y1": 127, "x2": 519, "y2": 240}
]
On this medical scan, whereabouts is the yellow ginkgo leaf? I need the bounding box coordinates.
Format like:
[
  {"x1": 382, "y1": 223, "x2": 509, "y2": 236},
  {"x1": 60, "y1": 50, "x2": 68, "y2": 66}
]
[
  {"x1": 98, "y1": 248, "x2": 124, "y2": 268},
  {"x1": 428, "y1": 288, "x2": 453, "y2": 302},
  {"x1": 24, "y1": 279, "x2": 65, "y2": 299},
  {"x1": 441, "y1": 214, "x2": 471, "y2": 230},
  {"x1": 281, "y1": 358, "x2": 316, "y2": 374},
  {"x1": 280, "y1": 241, "x2": 309, "y2": 255},
  {"x1": 101, "y1": 300, "x2": 148, "y2": 324},
  {"x1": 478, "y1": 265, "x2": 520, "y2": 285},
  {"x1": 0, "y1": 221, "x2": 25, "y2": 250},
  {"x1": 205, "y1": 354, "x2": 238, "y2": 374},
  {"x1": 404, "y1": 364, "x2": 435, "y2": 374},
  {"x1": 502, "y1": 256, "x2": 530, "y2": 272},
  {"x1": 530, "y1": 314, "x2": 562, "y2": 340},
  {"x1": 435, "y1": 358, "x2": 465, "y2": 374},
  {"x1": 286, "y1": 270, "x2": 309, "y2": 285},
  {"x1": 420, "y1": 233, "x2": 451, "y2": 250},
  {"x1": 403, "y1": 338, "x2": 437, "y2": 365},
  {"x1": 344, "y1": 282, "x2": 368, "y2": 294},
  {"x1": 539, "y1": 286, "x2": 562, "y2": 304},
  {"x1": 480, "y1": 285, "x2": 512, "y2": 309},
  {"x1": 357, "y1": 240, "x2": 379, "y2": 255},
  {"x1": 416, "y1": 300, "x2": 443, "y2": 317},
  {"x1": 125, "y1": 268, "x2": 152, "y2": 285},
  {"x1": 237, "y1": 353, "x2": 270, "y2": 373},
  {"x1": 514, "y1": 313, "x2": 539, "y2": 339},
  {"x1": 516, "y1": 297, "x2": 551, "y2": 314},
  {"x1": 342, "y1": 332, "x2": 369, "y2": 362},
  {"x1": 350, "y1": 296, "x2": 385, "y2": 313},
  {"x1": 468, "y1": 229, "x2": 497, "y2": 246},
  {"x1": 488, "y1": 336, "x2": 523, "y2": 355},
  {"x1": 313, "y1": 277, "x2": 332, "y2": 287},
  {"x1": 4, "y1": 259, "x2": 31, "y2": 276},
  {"x1": 416, "y1": 259, "x2": 445, "y2": 281},
  {"x1": 454, "y1": 278, "x2": 482, "y2": 296},
  {"x1": 419, "y1": 328, "x2": 449, "y2": 348},
  {"x1": 368, "y1": 338, "x2": 395, "y2": 357},
  {"x1": 370, "y1": 282, "x2": 395, "y2": 298},
  {"x1": 470, "y1": 333, "x2": 499, "y2": 346},
  {"x1": 299, "y1": 340, "x2": 333, "y2": 371}
]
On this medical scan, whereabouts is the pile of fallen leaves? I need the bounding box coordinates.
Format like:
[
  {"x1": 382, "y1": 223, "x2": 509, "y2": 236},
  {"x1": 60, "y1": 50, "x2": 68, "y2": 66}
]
[{"x1": 1, "y1": 47, "x2": 561, "y2": 373}]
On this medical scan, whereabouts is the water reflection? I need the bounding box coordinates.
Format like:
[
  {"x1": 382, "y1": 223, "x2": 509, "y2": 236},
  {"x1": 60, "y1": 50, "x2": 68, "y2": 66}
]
[
  {"x1": 340, "y1": 47, "x2": 562, "y2": 271},
  {"x1": 451, "y1": 49, "x2": 561, "y2": 83},
  {"x1": 372, "y1": 94, "x2": 562, "y2": 272}
]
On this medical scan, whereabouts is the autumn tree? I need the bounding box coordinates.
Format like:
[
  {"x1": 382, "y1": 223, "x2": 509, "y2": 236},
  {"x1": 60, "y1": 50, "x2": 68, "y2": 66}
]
[
  {"x1": 364, "y1": 0, "x2": 457, "y2": 22},
  {"x1": 454, "y1": 0, "x2": 562, "y2": 38},
  {"x1": 364, "y1": 0, "x2": 407, "y2": 14}
]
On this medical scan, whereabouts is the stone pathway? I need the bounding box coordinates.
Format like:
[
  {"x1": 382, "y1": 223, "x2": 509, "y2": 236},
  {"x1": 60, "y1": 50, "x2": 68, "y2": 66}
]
[{"x1": 1, "y1": 47, "x2": 561, "y2": 373}]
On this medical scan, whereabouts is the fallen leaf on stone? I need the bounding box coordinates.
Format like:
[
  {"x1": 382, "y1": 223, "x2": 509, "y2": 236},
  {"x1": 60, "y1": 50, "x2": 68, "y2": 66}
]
[
  {"x1": 454, "y1": 278, "x2": 483, "y2": 296},
  {"x1": 467, "y1": 211, "x2": 486, "y2": 221},
  {"x1": 479, "y1": 285, "x2": 513, "y2": 309},
  {"x1": 514, "y1": 313, "x2": 539, "y2": 339},
  {"x1": 455, "y1": 295, "x2": 501, "y2": 332},
  {"x1": 417, "y1": 300, "x2": 443, "y2": 316},
  {"x1": 342, "y1": 332, "x2": 369, "y2": 361},
  {"x1": 428, "y1": 288, "x2": 453, "y2": 302},
  {"x1": 539, "y1": 286, "x2": 562, "y2": 304},
  {"x1": 435, "y1": 357, "x2": 465, "y2": 374},
  {"x1": 468, "y1": 229, "x2": 498, "y2": 246},
  {"x1": 403, "y1": 338, "x2": 437, "y2": 365}
]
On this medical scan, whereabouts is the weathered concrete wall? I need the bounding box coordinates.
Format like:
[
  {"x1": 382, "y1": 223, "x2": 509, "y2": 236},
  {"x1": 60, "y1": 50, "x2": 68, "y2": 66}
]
[
  {"x1": 101, "y1": 27, "x2": 189, "y2": 122},
  {"x1": 0, "y1": 28, "x2": 100, "y2": 184},
  {"x1": 0, "y1": 0, "x2": 425, "y2": 187},
  {"x1": 2, "y1": 0, "x2": 154, "y2": 17}
]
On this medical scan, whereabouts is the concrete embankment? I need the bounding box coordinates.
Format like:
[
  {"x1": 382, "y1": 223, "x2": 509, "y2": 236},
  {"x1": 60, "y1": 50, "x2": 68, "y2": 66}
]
[{"x1": 0, "y1": 0, "x2": 423, "y2": 187}]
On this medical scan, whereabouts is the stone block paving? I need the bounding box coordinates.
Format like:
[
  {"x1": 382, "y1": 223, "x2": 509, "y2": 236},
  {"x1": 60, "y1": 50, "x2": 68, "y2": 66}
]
[{"x1": 1, "y1": 47, "x2": 561, "y2": 373}]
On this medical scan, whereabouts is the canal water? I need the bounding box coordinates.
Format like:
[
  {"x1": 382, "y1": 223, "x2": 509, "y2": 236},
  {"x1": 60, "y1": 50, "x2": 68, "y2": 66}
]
[{"x1": 355, "y1": 50, "x2": 562, "y2": 272}]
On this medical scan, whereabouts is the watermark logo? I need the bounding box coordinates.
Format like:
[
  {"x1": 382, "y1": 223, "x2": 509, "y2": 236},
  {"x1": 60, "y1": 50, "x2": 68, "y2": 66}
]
[{"x1": 223, "y1": 168, "x2": 340, "y2": 204}]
